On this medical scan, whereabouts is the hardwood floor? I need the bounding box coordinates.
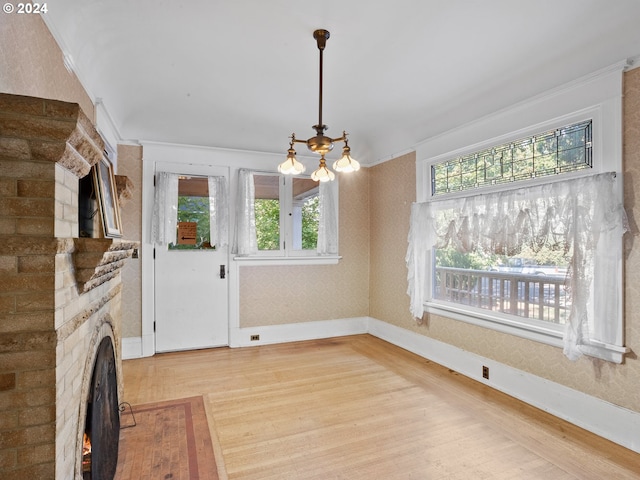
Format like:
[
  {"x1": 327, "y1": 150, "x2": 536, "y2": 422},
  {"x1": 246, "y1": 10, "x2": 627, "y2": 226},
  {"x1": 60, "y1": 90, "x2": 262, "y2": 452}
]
[{"x1": 120, "y1": 335, "x2": 640, "y2": 479}]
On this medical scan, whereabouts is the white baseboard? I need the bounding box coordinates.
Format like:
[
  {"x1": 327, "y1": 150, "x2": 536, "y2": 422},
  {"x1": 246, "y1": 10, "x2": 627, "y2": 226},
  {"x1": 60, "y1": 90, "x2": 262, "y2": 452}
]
[
  {"x1": 367, "y1": 317, "x2": 640, "y2": 454},
  {"x1": 121, "y1": 336, "x2": 142, "y2": 360},
  {"x1": 141, "y1": 333, "x2": 155, "y2": 358},
  {"x1": 121, "y1": 334, "x2": 155, "y2": 359},
  {"x1": 229, "y1": 317, "x2": 369, "y2": 348}
]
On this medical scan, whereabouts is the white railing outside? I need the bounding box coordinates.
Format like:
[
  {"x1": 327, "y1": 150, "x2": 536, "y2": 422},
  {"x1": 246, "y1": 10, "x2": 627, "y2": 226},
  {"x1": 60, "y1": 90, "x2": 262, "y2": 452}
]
[{"x1": 435, "y1": 267, "x2": 570, "y2": 324}]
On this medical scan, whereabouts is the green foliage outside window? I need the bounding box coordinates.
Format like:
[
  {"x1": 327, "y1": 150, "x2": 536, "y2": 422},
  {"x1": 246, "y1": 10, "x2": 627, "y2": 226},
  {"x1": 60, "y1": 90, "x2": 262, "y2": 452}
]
[
  {"x1": 169, "y1": 195, "x2": 211, "y2": 250},
  {"x1": 301, "y1": 196, "x2": 319, "y2": 250},
  {"x1": 255, "y1": 199, "x2": 280, "y2": 250},
  {"x1": 254, "y1": 195, "x2": 320, "y2": 251},
  {"x1": 436, "y1": 245, "x2": 569, "y2": 271}
]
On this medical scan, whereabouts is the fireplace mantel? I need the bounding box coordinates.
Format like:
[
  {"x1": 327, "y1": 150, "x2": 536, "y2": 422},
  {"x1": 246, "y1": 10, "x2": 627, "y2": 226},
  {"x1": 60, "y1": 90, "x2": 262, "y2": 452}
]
[
  {"x1": 0, "y1": 93, "x2": 135, "y2": 479},
  {"x1": 73, "y1": 238, "x2": 138, "y2": 292}
]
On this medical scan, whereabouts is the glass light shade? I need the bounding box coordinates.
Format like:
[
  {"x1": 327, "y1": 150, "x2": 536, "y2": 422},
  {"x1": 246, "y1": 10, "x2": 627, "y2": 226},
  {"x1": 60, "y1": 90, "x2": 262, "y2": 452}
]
[
  {"x1": 333, "y1": 147, "x2": 360, "y2": 173},
  {"x1": 278, "y1": 152, "x2": 306, "y2": 175},
  {"x1": 311, "y1": 160, "x2": 335, "y2": 182}
]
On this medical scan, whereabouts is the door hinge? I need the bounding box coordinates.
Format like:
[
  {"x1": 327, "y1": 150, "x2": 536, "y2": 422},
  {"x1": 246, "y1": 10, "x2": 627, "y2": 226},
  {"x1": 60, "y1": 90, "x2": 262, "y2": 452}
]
[
  {"x1": 153, "y1": 174, "x2": 156, "y2": 187},
  {"x1": 153, "y1": 321, "x2": 156, "y2": 332},
  {"x1": 153, "y1": 247, "x2": 156, "y2": 259}
]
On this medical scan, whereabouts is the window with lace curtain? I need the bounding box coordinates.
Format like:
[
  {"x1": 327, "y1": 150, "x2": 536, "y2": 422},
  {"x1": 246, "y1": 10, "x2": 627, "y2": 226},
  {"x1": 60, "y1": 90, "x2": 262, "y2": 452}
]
[
  {"x1": 427, "y1": 120, "x2": 594, "y2": 326},
  {"x1": 408, "y1": 93, "x2": 629, "y2": 363},
  {"x1": 232, "y1": 169, "x2": 339, "y2": 262},
  {"x1": 251, "y1": 174, "x2": 321, "y2": 252}
]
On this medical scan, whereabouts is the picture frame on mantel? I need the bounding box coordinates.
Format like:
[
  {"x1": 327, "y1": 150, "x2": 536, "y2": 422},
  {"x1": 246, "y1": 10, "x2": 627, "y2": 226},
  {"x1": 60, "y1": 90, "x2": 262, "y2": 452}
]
[{"x1": 93, "y1": 156, "x2": 123, "y2": 238}]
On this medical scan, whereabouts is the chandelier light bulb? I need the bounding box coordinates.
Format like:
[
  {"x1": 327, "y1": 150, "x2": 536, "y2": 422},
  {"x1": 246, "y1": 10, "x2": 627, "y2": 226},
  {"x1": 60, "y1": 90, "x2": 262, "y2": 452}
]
[
  {"x1": 278, "y1": 156, "x2": 306, "y2": 174},
  {"x1": 278, "y1": 144, "x2": 306, "y2": 175},
  {"x1": 333, "y1": 145, "x2": 360, "y2": 173},
  {"x1": 311, "y1": 158, "x2": 335, "y2": 182}
]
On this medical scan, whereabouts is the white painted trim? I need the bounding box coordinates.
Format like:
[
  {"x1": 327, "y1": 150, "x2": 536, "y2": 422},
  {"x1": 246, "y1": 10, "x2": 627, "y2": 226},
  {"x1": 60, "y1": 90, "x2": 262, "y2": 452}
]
[
  {"x1": 625, "y1": 55, "x2": 640, "y2": 71},
  {"x1": 229, "y1": 317, "x2": 369, "y2": 348},
  {"x1": 367, "y1": 317, "x2": 640, "y2": 454},
  {"x1": 233, "y1": 255, "x2": 340, "y2": 266},
  {"x1": 368, "y1": 148, "x2": 416, "y2": 167},
  {"x1": 415, "y1": 63, "x2": 624, "y2": 179},
  {"x1": 121, "y1": 335, "x2": 156, "y2": 359},
  {"x1": 121, "y1": 337, "x2": 141, "y2": 360},
  {"x1": 94, "y1": 100, "x2": 121, "y2": 173},
  {"x1": 141, "y1": 333, "x2": 155, "y2": 358}
]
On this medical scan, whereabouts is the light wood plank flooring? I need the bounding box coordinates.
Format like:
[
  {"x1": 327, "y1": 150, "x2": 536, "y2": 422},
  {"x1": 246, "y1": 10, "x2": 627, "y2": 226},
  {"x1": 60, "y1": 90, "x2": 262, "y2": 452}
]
[{"x1": 120, "y1": 335, "x2": 640, "y2": 479}]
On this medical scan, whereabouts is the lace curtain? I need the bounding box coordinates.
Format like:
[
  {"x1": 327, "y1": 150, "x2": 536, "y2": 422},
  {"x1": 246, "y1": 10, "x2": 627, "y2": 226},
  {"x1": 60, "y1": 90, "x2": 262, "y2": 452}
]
[
  {"x1": 232, "y1": 169, "x2": 257, "y2": 255},
  {"x1": 232, "y1": 169, "x2": 339, "y2": 255},
  {"x1": 151, "y1": 171, "x2": 179, "y2": 245},
  {"x1": 152, "y1": 172, "x2": 230, "y2": 248},
  {"x1": 406, "y1": 172, "x2": 627, "y2": 360},
  {"x1": 317, "y1": 180, "x2": 338, "y2": 255},
  {"x1": 208, "y1": 176, "x2": 229, "y2": 248}
]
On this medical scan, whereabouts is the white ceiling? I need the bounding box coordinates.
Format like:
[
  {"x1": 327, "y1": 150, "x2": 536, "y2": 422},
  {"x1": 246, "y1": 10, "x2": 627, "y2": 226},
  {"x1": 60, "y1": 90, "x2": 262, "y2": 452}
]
[{"x1": 43, "y1": 0, "x2": 640, "y2": 165}]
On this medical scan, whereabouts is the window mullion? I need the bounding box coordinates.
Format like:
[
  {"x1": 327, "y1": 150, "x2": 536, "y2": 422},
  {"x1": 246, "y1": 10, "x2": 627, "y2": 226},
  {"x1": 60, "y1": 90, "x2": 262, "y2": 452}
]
[{"x1": 281, "y1": 176, "x2": 289, "y2": 253}]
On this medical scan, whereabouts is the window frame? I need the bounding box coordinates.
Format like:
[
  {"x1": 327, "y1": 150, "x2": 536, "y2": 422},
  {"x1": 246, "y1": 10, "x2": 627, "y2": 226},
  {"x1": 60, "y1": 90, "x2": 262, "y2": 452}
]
[
  {"x1": 414, "y1": 64, "x2": 628, "y2": 363},
  {"x1": 234, "y1": 172, "x2": 341, "y2": 266}
]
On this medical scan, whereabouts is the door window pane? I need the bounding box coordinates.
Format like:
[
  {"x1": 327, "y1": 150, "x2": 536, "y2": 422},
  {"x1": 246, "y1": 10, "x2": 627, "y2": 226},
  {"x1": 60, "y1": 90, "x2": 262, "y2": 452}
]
[{"x1": 169, "y1": 176, "x2": 213, "y2": 250}]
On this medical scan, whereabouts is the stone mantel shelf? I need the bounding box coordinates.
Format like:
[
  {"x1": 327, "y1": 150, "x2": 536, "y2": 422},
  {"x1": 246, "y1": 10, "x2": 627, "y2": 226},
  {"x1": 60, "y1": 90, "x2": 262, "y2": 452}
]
[
  {"x1": 73, "y1": 238, "x2": 138, "y2": 292},
  {"x1": 0, "y1": 236, "x2": 137, "y2": 293}
]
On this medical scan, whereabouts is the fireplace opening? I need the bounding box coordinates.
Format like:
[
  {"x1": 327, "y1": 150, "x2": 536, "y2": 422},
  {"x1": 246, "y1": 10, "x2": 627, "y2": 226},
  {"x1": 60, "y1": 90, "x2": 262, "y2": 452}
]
[{"x1": 82, "y1": 336, "x2": 120, "y2": 480}]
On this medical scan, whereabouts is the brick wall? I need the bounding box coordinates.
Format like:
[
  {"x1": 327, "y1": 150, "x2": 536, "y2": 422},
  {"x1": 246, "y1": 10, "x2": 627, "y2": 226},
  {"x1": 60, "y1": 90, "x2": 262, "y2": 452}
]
[{"x1": 0, "y1": 93, "x2": 135, "y2": 479}]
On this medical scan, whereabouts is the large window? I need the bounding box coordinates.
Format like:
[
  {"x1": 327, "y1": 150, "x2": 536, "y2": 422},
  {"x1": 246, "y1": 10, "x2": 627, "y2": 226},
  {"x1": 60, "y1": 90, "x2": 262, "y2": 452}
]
[
  {"x1": 428, "y1": 122, "x2": 587, "y2": 326},
  {"x1": 408, "y1": 69, "x2": 629, "y2": 363}
]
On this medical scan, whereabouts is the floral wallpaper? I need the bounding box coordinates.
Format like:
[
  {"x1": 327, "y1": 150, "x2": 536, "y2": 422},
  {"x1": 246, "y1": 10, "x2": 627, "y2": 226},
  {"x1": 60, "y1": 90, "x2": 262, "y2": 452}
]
[
  {"x1": 0, "y1": 14, "x2": 94, "y2": 121},
  {"x1": 239, "y1": 170, "x2": 371, "y2": 326},
  {"x1": 118, "y1": 145, "x2": 143, "y2": 338}
]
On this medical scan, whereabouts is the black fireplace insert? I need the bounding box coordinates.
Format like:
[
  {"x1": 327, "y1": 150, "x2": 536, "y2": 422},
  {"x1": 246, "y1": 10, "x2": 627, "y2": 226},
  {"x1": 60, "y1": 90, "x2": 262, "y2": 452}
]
[{"x1": 82, "y1": 336, "x2": 120, "y2": 480}]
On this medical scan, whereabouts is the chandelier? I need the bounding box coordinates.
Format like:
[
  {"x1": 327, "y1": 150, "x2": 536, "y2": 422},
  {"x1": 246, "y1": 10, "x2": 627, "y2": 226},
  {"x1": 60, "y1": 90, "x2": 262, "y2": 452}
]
[{"x1": 278, "y1": 29, "x2": 360, "y2": 182}]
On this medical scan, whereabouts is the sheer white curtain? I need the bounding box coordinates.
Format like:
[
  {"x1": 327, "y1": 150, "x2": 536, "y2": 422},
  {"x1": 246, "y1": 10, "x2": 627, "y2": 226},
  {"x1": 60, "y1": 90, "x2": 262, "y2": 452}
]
[
  {"x1": 208, "y1": 176, "x2": 229, "y2": 248},
  {"x1": 151, "y1": 171, "x2": 179, "y2": 245},
  {"x1": 406, "y1": 172, "x2": 627, "y2": 360},
  {"x1": 317, "y1": 180, "x2": 338, "y2": 255},
  {"x1": 232, "y1": 169, "x2": 257, "y2": 255}
]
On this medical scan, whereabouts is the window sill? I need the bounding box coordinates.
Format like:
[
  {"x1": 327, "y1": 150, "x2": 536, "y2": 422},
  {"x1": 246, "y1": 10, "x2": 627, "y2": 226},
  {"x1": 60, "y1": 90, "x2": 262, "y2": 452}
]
[
  {"x1": 425, "y1": 301, "x2": 629, "y2": 364},
  {"x1": 233, "y1": 255, "x2": 341, "y2": 266}
]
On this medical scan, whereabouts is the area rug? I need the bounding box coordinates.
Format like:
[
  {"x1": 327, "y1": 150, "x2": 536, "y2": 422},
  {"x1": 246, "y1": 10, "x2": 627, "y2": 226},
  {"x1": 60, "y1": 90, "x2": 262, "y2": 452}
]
[{"x1": 114, "y1": 396, "x2": 219, "y2": 480}]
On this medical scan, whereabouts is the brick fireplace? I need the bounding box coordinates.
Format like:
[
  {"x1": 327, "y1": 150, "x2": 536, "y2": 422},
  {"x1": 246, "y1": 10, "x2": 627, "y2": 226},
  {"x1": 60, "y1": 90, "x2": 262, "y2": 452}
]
[{"x1": 0, "y1": 93, "x2": 136, "y2": 479}]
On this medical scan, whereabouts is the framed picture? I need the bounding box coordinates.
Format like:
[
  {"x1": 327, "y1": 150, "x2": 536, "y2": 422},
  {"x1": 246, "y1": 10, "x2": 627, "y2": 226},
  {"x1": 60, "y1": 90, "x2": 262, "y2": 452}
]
[{"x1": 93, "y1": 156, "x2": 123, "y2": 238}]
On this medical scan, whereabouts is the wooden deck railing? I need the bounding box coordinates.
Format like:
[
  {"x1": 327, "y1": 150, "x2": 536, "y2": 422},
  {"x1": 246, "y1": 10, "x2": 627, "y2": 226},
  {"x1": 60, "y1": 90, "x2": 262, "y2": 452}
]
[{"x1": 434, "y1": 267, "x2": 570, "y2": 324}]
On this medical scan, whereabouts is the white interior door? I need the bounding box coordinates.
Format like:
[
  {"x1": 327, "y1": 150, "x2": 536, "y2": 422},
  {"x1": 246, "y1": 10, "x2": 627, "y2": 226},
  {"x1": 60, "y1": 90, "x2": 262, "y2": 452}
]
[{"x1": 154, "y1": 163, "x2": 229, "y2": 352}]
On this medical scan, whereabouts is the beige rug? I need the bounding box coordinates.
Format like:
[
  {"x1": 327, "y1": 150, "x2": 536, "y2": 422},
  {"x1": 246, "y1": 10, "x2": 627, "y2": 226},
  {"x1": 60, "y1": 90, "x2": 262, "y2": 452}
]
[{"x1": 114, "y1": 396, "x2": 219, "y2": 480}]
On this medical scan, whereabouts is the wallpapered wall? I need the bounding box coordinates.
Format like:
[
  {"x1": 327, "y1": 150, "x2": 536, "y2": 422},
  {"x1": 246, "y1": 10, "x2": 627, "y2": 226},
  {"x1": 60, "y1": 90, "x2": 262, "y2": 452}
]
[
  {"x1": 369, "y1": 69, "x2": 640, "y2": 414},
  {"x1": 239, "y1": 169, "x2": 371, "y2": 326},
  {"x1": 0, "y1": 15, "x2": 94, "y2": 121},
  {"x1": 117, "y1": 145, "x2": 143, "y2": 338},
  {"x1": 6, "y1": 11, "x2": 639, "y2": 416}
]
